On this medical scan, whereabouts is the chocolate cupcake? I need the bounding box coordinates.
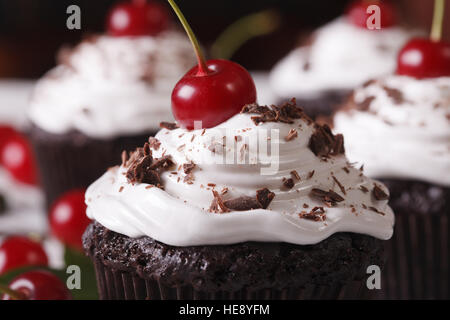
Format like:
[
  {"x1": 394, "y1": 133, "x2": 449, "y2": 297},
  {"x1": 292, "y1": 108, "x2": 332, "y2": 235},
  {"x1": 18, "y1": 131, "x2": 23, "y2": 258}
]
[
  {"x1": 0, "y1": 80, "x2": 46, "y2": 234},
  {"x1": 27, "y1": 30, "x2": 196, "y2": 207},
  {"x1": 333, "y1": 75, "x2": 450, "y2": 299},
  {"x1": 83, "y1": 100, "x2": 394, "y2": 300},
  {"x1": 269, "y1": 6, "x2": 422, "y2": 119}
]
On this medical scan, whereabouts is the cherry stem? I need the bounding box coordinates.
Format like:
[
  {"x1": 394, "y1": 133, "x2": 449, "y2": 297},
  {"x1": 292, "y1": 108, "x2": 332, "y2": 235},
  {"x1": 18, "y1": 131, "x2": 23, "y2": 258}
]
[
  {"x1": 0, "y1": 283, "x2": 26, "y2": 300},
  {"x1": 211, "y1": 10, "x2": 280, "y2": 60},
  {"x1": 431, "y1": 0, "x2": 445, "y2": 42},
  {"x1": 167, "y1": 0, "x2": 209, "y2": 76}
]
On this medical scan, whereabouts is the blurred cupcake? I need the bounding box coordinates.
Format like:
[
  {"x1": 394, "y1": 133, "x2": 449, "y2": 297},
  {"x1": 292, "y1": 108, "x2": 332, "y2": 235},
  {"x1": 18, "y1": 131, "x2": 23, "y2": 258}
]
[
  {"x1": 270, "y1": 0, "x2": 422, "y2": 119},
  {"x1": 83, "y1": 100, "x2": 394, "y2": 300},
  {"x1": 27, "y1": 1, "x2": 196, "y2": 207},
  {"x1": 0, "y1": 81, "x2": 45, "y2": 234},
  {"x1": 333, "y1": 71, "x2": 450, "y2": 299}
]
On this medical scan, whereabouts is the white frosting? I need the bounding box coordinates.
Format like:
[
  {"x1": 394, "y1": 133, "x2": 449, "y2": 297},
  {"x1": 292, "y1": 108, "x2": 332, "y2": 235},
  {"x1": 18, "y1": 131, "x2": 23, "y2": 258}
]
[
  {"x1": 0, "y1": 167, "x2": 46, "y2": 235},
  {"x1": 0, "y1": 80, "x2": 35, "y2": 129},
  {"x1": 334, "y1": 75, "x2": 450, "y2": 186},
  {"x1": 270, "y1": 18, "x2": 422, "y2": 99},
  {"x1": 28, "y1": 31, "x2": 196, "y2": 138},
  {"x1": 86, "y1": 111, "x2": 394, "y2": 246}
]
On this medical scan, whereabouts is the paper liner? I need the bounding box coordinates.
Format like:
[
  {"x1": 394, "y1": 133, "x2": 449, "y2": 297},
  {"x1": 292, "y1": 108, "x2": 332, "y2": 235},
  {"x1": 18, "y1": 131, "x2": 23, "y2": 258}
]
[
  {"x1": 28, "y1": 129, "x2": 156, "y2": 208},
  {"x1": 381, "y1": 212, "x2": 449, "y2": 299}
]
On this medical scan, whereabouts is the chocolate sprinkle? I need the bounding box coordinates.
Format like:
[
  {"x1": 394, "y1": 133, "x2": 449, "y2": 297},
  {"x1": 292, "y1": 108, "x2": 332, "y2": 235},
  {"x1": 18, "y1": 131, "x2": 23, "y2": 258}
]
[
  {"x1": 299, "y1": 206, "x2": 326, "y2": 221},
  {"x1": 308, "y1": 124, "x2": 345, "y2": 158},
  {"x1": 372, "y1": 184, "x2": 389, "y2": 200},
  {"x1": 159, "y1": 122, "x2": 179, "y2": 130},
  {"x1": 383, "y1": 86, "x2": 404, "y2": 104},
  {"x1": 332, "y1": 175, "x2": 346, "y2": 195},
  {"x1": 310, "y1": 188, "x2": 345, "y2": 206}
]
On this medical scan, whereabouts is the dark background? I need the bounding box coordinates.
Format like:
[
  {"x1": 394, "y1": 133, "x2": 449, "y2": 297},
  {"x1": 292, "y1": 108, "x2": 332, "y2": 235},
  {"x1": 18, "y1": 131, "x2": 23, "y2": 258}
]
[{"x1": 0, "y1": 0, "x2": 448, "y2": 78}]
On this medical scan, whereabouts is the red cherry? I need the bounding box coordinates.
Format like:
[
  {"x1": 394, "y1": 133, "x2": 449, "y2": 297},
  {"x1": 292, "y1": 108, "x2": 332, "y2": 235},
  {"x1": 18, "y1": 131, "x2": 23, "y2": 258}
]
[
  {"x1": 0, "y1": 132, "x2": 38, "y2": 185},
  {"x1": 0, "y1": 237, "x2": 48, "y2": 275},
  {"x1": 172, "y1": 59, "x2": 257, "y2": 129},
  {"x1": 2, "y1": 270, "x2": 71, "y2": 300},
  {"x1": 49, "y1": 189, "x2": 90, "y2": 250},
  {"x1": 106, "y1": 0, "x2": 169, "y2": 37},
  {"x1": 346, "y1": 0, "x2": 396, "y2": 29},
  {"x1": 0, "y1": 126, "x2": 16, "y2": 150},
  {"x1": 396, "y1": 38, "x2": 450, "y2": 79}
]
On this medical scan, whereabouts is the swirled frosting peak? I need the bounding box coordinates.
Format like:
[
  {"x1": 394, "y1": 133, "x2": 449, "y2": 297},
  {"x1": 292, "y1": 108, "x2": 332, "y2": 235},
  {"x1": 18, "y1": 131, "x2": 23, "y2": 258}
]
[
  {"x1": 334, "y1": 75, "x2": 450, "y2": 186},
  {"x1": 270, "y1": 17, "x2": 423, "y2": 98},
  {"x1": 28, "y1": 30, "x2": 196, "y2": 138},
  {"x1": 86, "y1": 100, "x2": 394, "y2": 246}
]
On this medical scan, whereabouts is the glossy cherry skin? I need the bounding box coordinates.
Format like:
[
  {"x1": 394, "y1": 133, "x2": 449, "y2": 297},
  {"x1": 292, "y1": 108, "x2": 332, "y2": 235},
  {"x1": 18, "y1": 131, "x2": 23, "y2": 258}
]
[
  {"x1": 346, "y1": 0, "x2": 396, "y2": 29},
  {"x1": 2, "y1": 270, "x2": 72, "y2": 300},
  {"x1": 0, "y1": 125, "x2": 16, "y2": 149},
  {"x1": 0, "y1": 237, "x2": 48, "y2": 275},
  {"x1": 172, "y1": 59, "x2": 257, "y2": 129},
  {"x1": 396, "y1": 38, "x2": 450, "y2": 79},
  {"x1": 106, "y1": 1, "x2": 169, "y2": 37},
  {"x1": 49, "y1": 189, "x2": 90, "y2": 250},
  {"x1": 0, "y1": 132, "x2": 38, "y2": 185}
]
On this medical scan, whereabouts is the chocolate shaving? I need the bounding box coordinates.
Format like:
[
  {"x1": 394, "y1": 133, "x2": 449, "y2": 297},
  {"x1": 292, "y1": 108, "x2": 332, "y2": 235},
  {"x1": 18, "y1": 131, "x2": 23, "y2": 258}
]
[
  {"x1": 308, "y1": 124, "x2": 345, "y2": 158},
  {"x1": 299, "y1": 206, "x2": 326, "y2": 222},
  {"x1": 383, "y1": 86, "x2": 404, "y2": 104},
  {"x1": 356, "y1": 96, "x2": 376, "y2": 111},
  {"x1": 369, "y1": 206, "x2": 386, "y2": 216},
  {"x1": 285, "y1": 129, "x2": 298, "y2": 141},
  {"x1": 210, "y1": 190, "x2": 230, "y2": 213},
  {"x1": 290, "y1": 170, "x2": 301, "y2": 180},
  {"x1": 241, "y1": 99, "x2": 309, "y2": 126},
  {"x1": 224, "y1": 197, "x2": 261, "y2": 211},
  {"x1": 359, "y1": 185, "x2": 369, "y2": 193},
  {"x1": 182, "y1": 163, "x2": 196, "y2": 174},
  {"x1": 308, "y1": 170, "x2": 315, "y2": 179},
  {"x1": 159, "y1": 122, "x2": 179, "y2": 130},
  {"x1": 256, "y1": 188, "x2": 275, "y2": 209},
  {"x1": 372, "y1": 184, "x2": 389, "y2": 200},
  {"x1": 125, "y1": 143, "x2": 174, "y2": 187},
  {"x1": 148, "y1": 137, "x2": 161, "y2": 150},
  {"x1": 332, "y1": 175, "x2": 346, "y2": 195},
  {"x1": 282, "y1": 178, "x2": 295, "y2": 189},
  {"x1": 310, "y1": 188, "x2": 344, "y2": 207}
]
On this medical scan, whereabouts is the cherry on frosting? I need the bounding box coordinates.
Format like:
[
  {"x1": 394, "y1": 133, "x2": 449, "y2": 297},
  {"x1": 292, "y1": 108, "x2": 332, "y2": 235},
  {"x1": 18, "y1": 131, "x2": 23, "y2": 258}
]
[
  {"x1": 49, "y1": 189, "x2": 90, "y2": 250},
  {"x1": 1, "y1": 270, "x2": 72, "y2": 300},
  {"x1": 346, "y1": 0, "x2": 396, "y2": 29},
  {"x1": 396, "y1": 0, "x2": 450, "y2": 79},
  {"x1": 106, "y1": 0, "x2": 169, "y2": 37},
  {"x1": 0, "y1": 130, "x2": 38, "y2": 185},
  {"x1": 168, "y1": 0, "x2": 256, "y2": 129},
  {"x1": 0, "y1": 236, "x2": 48, "y2": 275},
  {"x1": 396, "y1": 38, "x2": 450, "y2": 78}
]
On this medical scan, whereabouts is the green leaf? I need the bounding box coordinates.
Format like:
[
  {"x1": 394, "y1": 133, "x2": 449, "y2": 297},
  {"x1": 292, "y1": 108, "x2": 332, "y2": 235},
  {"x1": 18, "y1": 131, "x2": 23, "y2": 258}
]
[{"x1": 63, "y1": 246, "x2": 99, "y2": 300}]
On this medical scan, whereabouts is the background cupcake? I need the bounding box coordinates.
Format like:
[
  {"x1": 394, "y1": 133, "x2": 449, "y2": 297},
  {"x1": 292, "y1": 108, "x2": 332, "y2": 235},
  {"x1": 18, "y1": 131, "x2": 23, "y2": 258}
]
[
  {"x1": 333, "y1": 17, "x2": 450, "y2": 298},
  {"x1": 0, "y1": 80, "x2": 45, "y2": 235},
  {"x1": 27, "y1": 0, "x2": 196, "y2": 207},
  {"x1": 269, "y1": 0, "x2": 423, "y2": 119}
]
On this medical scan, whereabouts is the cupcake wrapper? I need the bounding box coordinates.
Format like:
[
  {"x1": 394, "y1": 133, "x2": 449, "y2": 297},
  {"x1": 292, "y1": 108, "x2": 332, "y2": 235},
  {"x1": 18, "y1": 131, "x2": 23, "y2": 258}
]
[
  {"x1": 28, "y1": 128, "x2": 156, "y2": 208},
  {"x1": 91, "y1": 256, "x2": 376, "y2": 300},
  {"x1": 381, "y1": 212, "x2": 449, "y2": 299}
]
